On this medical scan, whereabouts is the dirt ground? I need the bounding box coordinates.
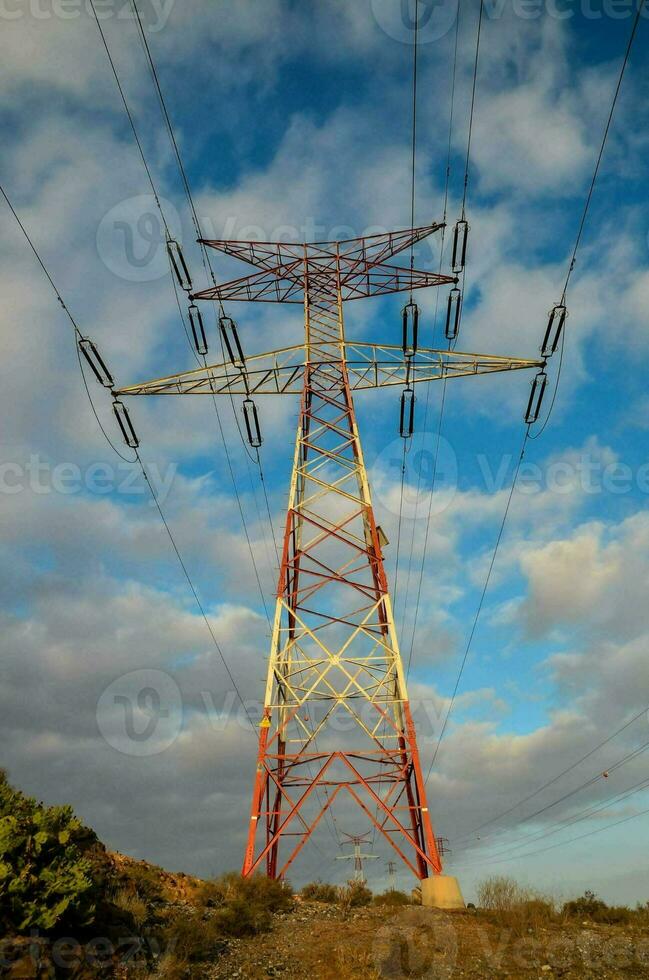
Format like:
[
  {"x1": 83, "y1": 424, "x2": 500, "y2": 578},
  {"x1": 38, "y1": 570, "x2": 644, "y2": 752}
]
[{"x1": 207, "y1": 900, "x2": 649, "y2": 980}]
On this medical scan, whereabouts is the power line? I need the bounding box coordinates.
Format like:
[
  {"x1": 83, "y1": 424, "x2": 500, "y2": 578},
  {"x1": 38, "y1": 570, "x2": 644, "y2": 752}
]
[
  {"x1": 136, "y1": 449, "x2": 258, "y2": 734},
  {"x1": 128, "y1": 0, "x2": 206, "y2": 259},
  {"x1": 530, "y1": 0, "x2": 645, "y2": 438},
  {"x1": 392, "y1": 441, "x2": 409, "y2": 607},
  {"x1": 1, "y1": 182, "x2": 135, "y2": 464},
  {"x1": 404, "y1": 0, "x2": 481, "y2": 671},
  {"x1": 560, "y1": 2, "x2": 644, "y2": 306},
  {"x1": 407, "y1": 0, "x2": 420, "y2": 301},
  {"x1": 424, "y1": 429, "x2": 528, "y2": 785},
  {"x1": 76, "y1": 345, "x2": 136, "y2": 463},
  {"x1": 1, "y1": 187, "x2": 81, "y2": 334},
  {"x1": 88, "y1": 0, "x2": 170, "y2": 237},
  {"x1": 405, "y1": 375, "x2": 448, "y2": 679},
  {"x1": 118, "y1": 6, "x2": 344, "y2": 853},
  {"x1": 424, "y1": 0, "x2": 645, "y2": 795},
  {"x1": 1, "y1": 180, "x2": 258, "y2": 735},
  {"x1": 460, "y1": 772, "x2": 649, "y2": 867},
  {"x1": 402, "y1": 0, "x2": 461, "y2": 673},
  {"x1": 90, "y1": 3, "x2": 278, "y2": 625},
  {"x1": 455, "y1": 704, "x2": 649, "y2": 845},
  {"x1": 517, "y1": 733, "x2": 649, "y2": 819},
  {"x1": 393, "y1": 0, "x2": 422, "y2": 606},
  {"x1": 453, "y1": 803, "x2": 649, "y2": 871},
  {"x1": 459, "y1": 734, "x2": 649, "y2": 862},
  {"x1": 440, "y1": 4, "x2": 648, "y2": 833},
  {"x1": 460, "y1": 0, "x2": 484, "y2": 219},
  {"x1": 373, "y1": 2, "x2": 422, "y2": 848}
]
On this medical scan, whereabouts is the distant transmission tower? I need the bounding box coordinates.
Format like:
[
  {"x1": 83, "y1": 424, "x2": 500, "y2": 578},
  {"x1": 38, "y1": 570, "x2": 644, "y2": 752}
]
[
  {"x1": 387, "y1": 860, "x2": 397, "y2": 891},
  {"x1": 117, "y1": 225, "x2": 541, "y2": 888},
  {"x1": 336, "y1": 833, "x2": 379, "y2": 884}
]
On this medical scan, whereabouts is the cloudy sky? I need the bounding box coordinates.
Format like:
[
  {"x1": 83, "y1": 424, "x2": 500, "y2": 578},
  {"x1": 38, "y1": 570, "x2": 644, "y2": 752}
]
[{"x1": 1, "y1": 0, "x2": 649, "y2": 904}]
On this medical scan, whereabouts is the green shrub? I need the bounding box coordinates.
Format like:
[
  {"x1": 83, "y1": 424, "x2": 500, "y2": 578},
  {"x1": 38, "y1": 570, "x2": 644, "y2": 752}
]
[
  {"x1": 373, "y1": 889, "x2": 410, "y2": 907},
  {"x1": 120, "y1": 861, "x2": 165, "y2": 904},
  {"x1": 197, "y1": 871, "x2": 293, "y2": 915},
  {"x1": 301, "y1": 881, "x2": 339, "y2": 903},
  {"x1": 0, "y1": 770, "x2": 98, "y2": 933},
  {"x1": 162, "y1": 911, "x2": 228, "y2": 961},
  {"x1": 594, "y1": 905, "x2": 633, "y2": 925},
  {"x1": 213, "y1": 897, "x2": 272, "y2": 936},
  {"x1": 162, "y1": 876, "x2": 290, "y2": 963},
  {"x1": 563, "y1": 891, "x2": 633, "y2": 925},
  {"x1": 563, "y1": 889, "x2": 608, "y2": 918}
]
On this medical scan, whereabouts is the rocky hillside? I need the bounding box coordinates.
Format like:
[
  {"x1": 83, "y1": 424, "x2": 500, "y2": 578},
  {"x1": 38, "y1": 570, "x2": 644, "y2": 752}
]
[{"x1": 2, "y1": 772, "x2": 648, "y2": 978}]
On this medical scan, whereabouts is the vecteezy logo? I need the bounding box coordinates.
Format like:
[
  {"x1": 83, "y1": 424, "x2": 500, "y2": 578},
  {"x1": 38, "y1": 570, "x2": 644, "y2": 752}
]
[
  {"x1": 96, "y1": 194, "x2": 181, "y2": 282},
  {"x1": 370, "y1": 0, "x2": 459, "y2": 44},
  {"x1": 370, "y1": 431, "x2": 458, "y2": 520},
  {"x1": 96, "y1": 669, "x2": 182, "y2": 756},
  {"x1": 372, "y1": 911, "x2": 458, "y2": 978}
]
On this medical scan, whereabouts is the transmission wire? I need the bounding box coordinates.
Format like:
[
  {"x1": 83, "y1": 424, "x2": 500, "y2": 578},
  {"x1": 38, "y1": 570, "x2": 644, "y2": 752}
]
[
  {"x1": 460, "y1": 0, "x2": 484, "y2": 219},
  {"x1": 97, "y1": 2, "x2": 277, "y2": 624},
  {"x1": 424, "y1": 428, "x2": 529, "y2": 785},
  {"x1": 403, "y1": 0, "x2": 461, "y2": 673},
  {"x1": 453, "y1": 804, "x2": 649, "y2": 871},
  {"x1": 1, "y1": 180, "x2": 256, "y2": 735},
  {"x1": 455, "y1": 703, "x2": 649, "y2": 845},
  {"x1": 371, "y1": 1, "x2": 421, "y2": 851},
  {"x1": 121, "y1": 9, "x2": 337, "y2": 846},
  {"x1": 530, "y1": 0, "x2": 644, "y2": 439},
  {"x1": 459, "y1": 771, "x2": 649, "y2": 867},
  {"x1": 424, "y1": 1, "x2": 645, "y2": 788}
]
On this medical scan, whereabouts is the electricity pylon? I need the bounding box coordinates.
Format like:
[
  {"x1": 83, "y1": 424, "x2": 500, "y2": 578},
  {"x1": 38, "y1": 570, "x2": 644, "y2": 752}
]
[
  {"x1": 117, "y1": 224, "x2": 542, "y2": 882},
  {"x1": 387, "y1": 860, "x2": 397, "y2": 890},
  {"x1": 336, "y1": 833, "x2": 379, "y2": 884}
]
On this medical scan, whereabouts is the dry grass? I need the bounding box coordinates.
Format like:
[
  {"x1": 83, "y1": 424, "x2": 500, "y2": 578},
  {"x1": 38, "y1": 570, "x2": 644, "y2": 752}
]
[
  {"x1": 145, "y1": 952, "x2": 190, "y2": 979},
  {"x1": 372, "y1": 889, "x2": 411, "y2": 907},
  {"x1": 109, "y1": 886, "x2": 149, "y2": 929},
  {"x1": 477, "y1": 875, "x2": 561, "y2": 936},
  {"x1": 477, "y1": 878, "x2": 646, "y2": 934},
  {"x1": 162, "y1": 911, "x2": 228, "y2": 960},
  {"x1": 338, "y1": 880, "x2": 373, "y2": 918},
  {"x1": 335, "y1": 944, "x2": 382, "y2": 978}
]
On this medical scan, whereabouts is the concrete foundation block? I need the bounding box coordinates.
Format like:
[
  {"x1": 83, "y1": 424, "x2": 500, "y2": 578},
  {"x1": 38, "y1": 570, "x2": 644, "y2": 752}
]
[{"x1": 420, "y1": 875, "x2": 465, "y2": 910}]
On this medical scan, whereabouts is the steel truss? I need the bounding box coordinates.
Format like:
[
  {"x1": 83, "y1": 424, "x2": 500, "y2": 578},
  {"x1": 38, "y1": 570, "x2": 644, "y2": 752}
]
[
  {"x1": 117, "y1": 225, "x2": 541, "y2": 881},
  {"x1": 117, "y1": 343, "x2": 541, "y2": 397}
]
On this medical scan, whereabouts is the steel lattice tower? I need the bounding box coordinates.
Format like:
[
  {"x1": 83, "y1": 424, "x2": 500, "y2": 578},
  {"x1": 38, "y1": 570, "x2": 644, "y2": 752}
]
[{"x1": 118, "y1": 223, "x2": 541, "y2": 882}]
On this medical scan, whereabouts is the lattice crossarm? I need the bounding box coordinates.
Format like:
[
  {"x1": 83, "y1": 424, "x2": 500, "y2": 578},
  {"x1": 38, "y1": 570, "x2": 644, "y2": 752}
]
[{"x1": 115, "y1": 344, "x2": 543, "y2": 398}]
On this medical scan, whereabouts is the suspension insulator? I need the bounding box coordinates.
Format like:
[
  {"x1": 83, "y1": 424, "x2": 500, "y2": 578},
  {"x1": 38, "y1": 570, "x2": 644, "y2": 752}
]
[
  {"x1": 541, "y1": 304, "x2": 567, "y2": 357},
  {"x1": 242, "y1": 398, "x2": 262, "y2": 448},
  {"x1": 220, "y1": 316, "x2": 246, "y2": 369},
  {"x1": 525, "y1": 370, "x2": 548, "y2": 424},
  {"x1": 78, "y1": 338, "x2": 114, "y2": 388},
  {"x1": 445, "y1": 287, "x2": 462, "y2": 340},
  {"x1": 451, "y1": 219, "x2": 469, "y2": 274},
  {"x1": 399, "y1": 387, "x2": 415, "y2": 439},
  {"x1": 402, "y1": 302, "x2": 419, "y2": 357},
  {"x1": 112, "y1": 398, "x2": 139, "y2": 449},
  {"x1": 166, "y1": 239, "x2": 192, "y2": 292},
  {"x1": 188, "y1": 304, "x2": 208, "y2": 356}
]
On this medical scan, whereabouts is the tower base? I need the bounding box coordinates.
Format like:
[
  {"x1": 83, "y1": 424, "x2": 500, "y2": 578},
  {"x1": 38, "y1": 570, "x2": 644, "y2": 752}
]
[{"x1": 419, "y1": 875, "x2": 465, "y2": 910}]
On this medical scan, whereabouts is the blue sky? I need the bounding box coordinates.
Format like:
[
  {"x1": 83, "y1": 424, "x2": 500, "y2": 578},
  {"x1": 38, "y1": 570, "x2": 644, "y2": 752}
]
[{"x1": 1, "y1": 0, "x2": 649, "y2": 904}]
